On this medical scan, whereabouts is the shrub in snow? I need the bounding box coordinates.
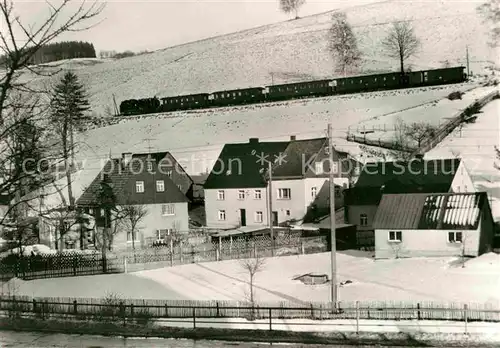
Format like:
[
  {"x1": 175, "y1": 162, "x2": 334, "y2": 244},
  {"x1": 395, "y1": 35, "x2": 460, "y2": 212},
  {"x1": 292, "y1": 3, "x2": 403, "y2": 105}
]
[{"x1": 447, "y1": 91, "x2": 463, "y2": 100}]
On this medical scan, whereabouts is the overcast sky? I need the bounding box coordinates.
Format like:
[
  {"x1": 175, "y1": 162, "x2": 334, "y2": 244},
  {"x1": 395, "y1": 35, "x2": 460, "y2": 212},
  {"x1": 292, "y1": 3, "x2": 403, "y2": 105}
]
[{"x1": 10, "y1": 0, "x2": 384, "y2": 53}]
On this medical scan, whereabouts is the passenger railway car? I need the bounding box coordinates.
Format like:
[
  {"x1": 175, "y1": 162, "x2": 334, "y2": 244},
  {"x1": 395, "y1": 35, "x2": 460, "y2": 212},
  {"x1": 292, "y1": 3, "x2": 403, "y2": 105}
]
[
  {"x1": 211, "y1": 87, "x2": 265, "y2": 107},
  {"x1": 267, "y1": 79, "x2": 333, "y2": 101},
  {"x1": 160, "y1": 93, "x2": 210, "y2": 112},
  {"x1": 118, "y1": 66, "x2": 467, "y2": 117}
]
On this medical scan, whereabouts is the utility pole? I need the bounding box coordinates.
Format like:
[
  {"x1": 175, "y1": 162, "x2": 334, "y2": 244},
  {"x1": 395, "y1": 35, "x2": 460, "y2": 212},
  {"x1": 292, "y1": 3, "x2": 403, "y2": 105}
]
[
  {"x1": 327, "y1": 123, "x2": 338, "y2": 308},
  {"x1": 267, "y1": 160, "x2": 274, "y2": 256},
  {"x1": 466, "y1": 45, "x2": 470, "y2": 78}
]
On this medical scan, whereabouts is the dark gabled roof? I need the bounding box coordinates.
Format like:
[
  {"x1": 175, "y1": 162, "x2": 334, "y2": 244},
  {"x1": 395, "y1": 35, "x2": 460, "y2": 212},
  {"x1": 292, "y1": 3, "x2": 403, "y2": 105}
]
[
  {"x1": 271, "y1": 138, "x2": 328, "y2": 178},
  {"x1": 204, "y1": 137, "x2": 351, "y2": 189},
  {"x1": 355, "y1": 158, "x2": 461, "y2": 188},
  {"x1": 344, "y1": 183, "x2": 454, "y2": 206},
  {"x1": 373, "y1": 192, "x2": 490, "y2": 230},
  {"x1": 76, "y1": 154, "x2": 189, "y2": 207},
  {"x1": 204, "y1": 139, "x2": 290, "y2": 189},
  {"x1": 131, "y1": 152, "x2": 193, "y2": 185}
]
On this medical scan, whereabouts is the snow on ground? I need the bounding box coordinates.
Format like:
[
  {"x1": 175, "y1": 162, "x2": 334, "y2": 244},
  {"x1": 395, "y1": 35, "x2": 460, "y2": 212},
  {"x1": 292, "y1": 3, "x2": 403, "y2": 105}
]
[
  {"x1": 16, "y1": 0, "x2": 497, "y2": 114},
  {"x1": 0, "y1": 273, "x2": 186, "y2": 300},
  {"x1": 76, "y1": 84, "x2": 471, "y2": 174},
  {"x1": 350, "y1": 85, "x2": 497, "y2": 144},
  {"x1": 426, "y1": 97, "x2": 500, "y2": 221},
  {"x1": 7, "y1": 252, "x2": 500, "y2": 306},
  {"x1": 38, "y1": 82, "x2": 493, "y2": 209}
]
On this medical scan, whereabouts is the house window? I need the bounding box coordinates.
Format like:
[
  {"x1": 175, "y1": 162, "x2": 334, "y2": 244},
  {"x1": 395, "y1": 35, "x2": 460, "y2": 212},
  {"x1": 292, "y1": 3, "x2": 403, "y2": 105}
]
[
  {"x1": 238, "y1": 190, "x2": 245, "y2": 200},
  {"x1": 217, "y1": 190, "x2": 225, "y2": 200},
  {"x1": 254, "y1": 190, "x2": 262, "y2": 199},
  {"x1": 448, "y1": 232, "x2": 463, "y2": 243},
  {"x1": 157, "y1": 229, "x2": 171, "y2": 240},
  {"x1": 161, "y1": 204, "x2": 175, "y2": 216},
  {"x1": 315, "y1": 162, "x2": 324, "y2": 174},
  {"x1": 135, "y1": 181, "x2": 144, "y2": 193},
  {"x1": 218, "y1": 210, "x2": 226, "y2": 221},
  {"x1": 277, "y1": 188, "x2": 291, "y2": 200},
  {"x1": 286, "y1": 210, "x2": 290, "y2": 216},
  {"x1": 311, "y1": 187, "x2": 317, "y2": 198},
  {"x1": 156, "y1": 180, "x2": 165, "y2": 192},
  {"x1": 166, "y1": 170, "x2": 172, "y2": 177},
  {"x1": 255, "y1": 211, "x2": 263, "y2": 223},
  {"x1": 147, "y1": 161, "x2": 153, "y2": 172},
  {"x1": 360, "y1": 214, "x2": 368, "y2": 226},
  {"x1": 177, "y1": 184, "x2": 182, "y2": 191},
  {"x1": 388, "y1": 231, "x2": 402, "y2": 242},
  {"x1": 100, "y1": 208, "x2": 105, "y2": 216}
]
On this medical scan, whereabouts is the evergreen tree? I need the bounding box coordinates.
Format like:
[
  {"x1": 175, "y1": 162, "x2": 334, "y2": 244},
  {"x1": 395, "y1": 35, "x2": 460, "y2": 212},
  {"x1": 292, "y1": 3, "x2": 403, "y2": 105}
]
[
  {"x1": 50, "y1": 71, "x2": 90, "y2": 209},
  {"x1": 329, "y1": 12, "x2": 362, "y2": 76}
]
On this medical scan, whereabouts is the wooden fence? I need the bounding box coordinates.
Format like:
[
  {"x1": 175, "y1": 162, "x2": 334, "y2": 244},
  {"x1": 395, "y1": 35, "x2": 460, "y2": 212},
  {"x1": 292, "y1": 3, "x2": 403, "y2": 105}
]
[
  {"x1": 412, "y1": 90, "x2": 500, "y2": 156},
  {"x1": 346, "y1": 89, "x2": 500, "y2": 156},
  {"x1": 1, "y1": 295, "x2": 499, "y2": 324},
  {"x1": 0, "y1": 234, "x2": 327, "y2": 281}
]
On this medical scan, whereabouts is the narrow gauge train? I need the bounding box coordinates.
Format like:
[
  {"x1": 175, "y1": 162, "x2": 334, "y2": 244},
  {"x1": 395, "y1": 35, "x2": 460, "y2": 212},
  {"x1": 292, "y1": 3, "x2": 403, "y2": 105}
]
[{"x1": 119, "y1": 66, "x2": 466, "y2": 116}]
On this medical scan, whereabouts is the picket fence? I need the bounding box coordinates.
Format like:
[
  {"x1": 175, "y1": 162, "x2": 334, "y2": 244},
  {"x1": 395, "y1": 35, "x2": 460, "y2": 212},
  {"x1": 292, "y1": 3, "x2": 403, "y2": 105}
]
[
  {"x1": 1, "y1": 295, "x2": 499, "y2": 323},
  {"x1": 0, "y1": 234, "x2": 327, "y2": 281}
]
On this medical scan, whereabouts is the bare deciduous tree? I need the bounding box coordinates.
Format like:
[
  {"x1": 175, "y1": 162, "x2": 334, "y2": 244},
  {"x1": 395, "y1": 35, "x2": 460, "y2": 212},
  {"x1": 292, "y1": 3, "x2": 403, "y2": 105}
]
[
  {"x1": 328, "y1": 12, "x2": 361, "y2": 76},
  {"x1": 405, "y1": 121, "x2": 438, "y2": 148},
  {"x1": 240, "y1": 255, "x2": 266, "y2": 314},
  {"x1": 359, "y1": 118, "x2": 438, "y2": 161},
  {"x1": 119, "y1": 204, "x2": 148, "y2": 250},
  {"x1": 382, "y1": 21, "x2": 420, "y2": 75},
  {"x1": 477, "y1": 0, "x2": 500, "y2": 47},
  {"x1": 279, "y1": 0, "x2": 305, "y2": 19},
  {"x1": 0, "y1": 0, "x2": 104, "y2": 241},
  {"x1": 0, "y1": 0, "x2": 104, "y2": 124}
]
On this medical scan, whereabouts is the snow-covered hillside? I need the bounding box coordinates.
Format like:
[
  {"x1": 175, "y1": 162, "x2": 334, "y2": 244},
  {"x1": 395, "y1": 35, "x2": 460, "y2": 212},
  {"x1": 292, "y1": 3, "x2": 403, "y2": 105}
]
[
  {"x1": 75, "y1": 84, "x2": 471, "y2": 173},
  {"x1": 18, "y1": 0, "x2": 498, "y2": 115}
]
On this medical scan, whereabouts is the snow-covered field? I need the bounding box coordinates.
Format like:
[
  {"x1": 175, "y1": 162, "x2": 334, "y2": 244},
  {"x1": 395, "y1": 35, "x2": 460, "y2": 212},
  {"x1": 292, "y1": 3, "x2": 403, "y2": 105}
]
[
  {"x1": 16, "y1": 0, "x2": 498, "y2": 115},
  {"x1": 426, "y1": 98, "x2": 500, "y2": 221},
  {"x1": 74, "y1": 83, "x2": 475, "y2": 172},
  {"x1": 350, "y1": 85, "x2": 498, "y2": 144},
  {"x1": 4, "y1": 252, "x2": 500, "y2": 306}
]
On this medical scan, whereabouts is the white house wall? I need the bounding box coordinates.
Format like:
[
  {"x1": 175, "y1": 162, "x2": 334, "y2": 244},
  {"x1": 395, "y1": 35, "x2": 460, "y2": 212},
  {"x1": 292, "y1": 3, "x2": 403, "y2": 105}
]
[
  {"x1": 271, "y1": 179, "x2": 305, "y2": 224},
  {"x1": 205, "y1": 179, "x2": 327, "y2": 228},
  {"x1": 113, "y1": 202, "x2": 189, "y2": 250},
  {"x1": 304, "y1": 178, "x2": 329, "y2": 211},
  {"x1": 204, "y1": 188, "x2": 268, "y2": 228},
  {"x1": 451, "y1": 161, "x2": 476, "y2": 193},
  {"x1": 374, "y1": 227, "x2": 480, "y2": 259}
]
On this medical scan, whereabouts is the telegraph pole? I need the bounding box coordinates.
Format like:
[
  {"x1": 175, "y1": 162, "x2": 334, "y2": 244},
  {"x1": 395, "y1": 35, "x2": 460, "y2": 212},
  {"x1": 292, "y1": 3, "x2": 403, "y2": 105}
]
[
  {"x1": 327, "y1": 123, "x2": 338, "y2": 308},
  {"x1": 466, "y1": 45, "x2": 470, "y2": 77},
  {"x1": 267, "y1": 160, "x2": 274, "y2": 256}
]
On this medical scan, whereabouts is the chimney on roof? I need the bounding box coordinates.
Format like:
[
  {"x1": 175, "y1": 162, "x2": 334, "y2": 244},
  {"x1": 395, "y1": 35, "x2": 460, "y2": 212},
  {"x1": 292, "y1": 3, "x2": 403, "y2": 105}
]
[
  {"x1": 290, "y1": 135, "x2": 296, "y2": 141},
  {"x1": 249, "y1": 138, "x2": 259, "y2": 144},
  {"x1": 122, "y1": 152, "x2": 132, "y2": 167}
]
